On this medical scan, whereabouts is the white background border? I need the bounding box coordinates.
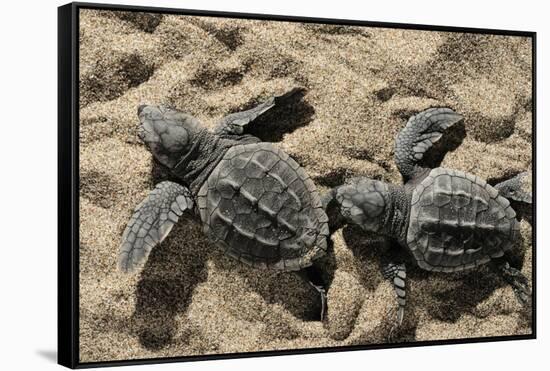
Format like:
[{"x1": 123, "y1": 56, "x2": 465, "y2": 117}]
[{"x1": 1, "y1": 0, "x2": 545, "y2": 370}]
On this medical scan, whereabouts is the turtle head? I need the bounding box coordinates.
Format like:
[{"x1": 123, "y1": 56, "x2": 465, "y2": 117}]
[
  {"x1": 137, "y1": 105, "x2": 202, "y2": 169},
  {"x1": 333, "y1": 178, "x2": 391, "y2": 234}
]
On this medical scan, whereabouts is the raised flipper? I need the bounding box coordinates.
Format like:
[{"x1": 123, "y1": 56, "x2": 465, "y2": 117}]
[
  {"x1": 395, "y1": 108, "x2": 463, "y2": 180},
  {"x1": 214, "y1": 88, "x2": 302, "y2": 135},
  {"x1": 382, "y1": 262, "x2": 407, "y2": 326},
  {"x1": 494, "y1": 172, "x2": 532, "y2": 204},
  {"x1": 119, "y1": 181, "x2": 194, "y2": 273}
]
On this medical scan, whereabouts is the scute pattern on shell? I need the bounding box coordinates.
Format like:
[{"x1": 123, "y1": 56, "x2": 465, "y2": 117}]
[
  {"x1": 197, "y1": 142, "x2": 329, "y2": 271},
  {"x1": 407, "y1": 167, "x2": 520, "y2": 272}
]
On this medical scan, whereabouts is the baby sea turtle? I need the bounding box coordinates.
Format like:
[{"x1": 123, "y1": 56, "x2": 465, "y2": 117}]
[
  {"x1": 323, "y1": 108, "x2": 532, "y2": 325},
  {"x1": 119, "y1": 89, "x2": 330, "y2": 318}
]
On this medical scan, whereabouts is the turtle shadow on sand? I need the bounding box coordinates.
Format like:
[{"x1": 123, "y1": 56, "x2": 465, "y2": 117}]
[
  {"x1": 266, "y1": 255, "x2": 336, "y2": 322},
  {"x1": 422, "y1": 268, "x2": 507, "y2": 323},
  {"x1": 130, "y1": 225, "x2": 334, "y2": 350},
  {"x1": 423, "y1": 233, "x2": 531, "y2": 325},
  {"x1": 240, "y1": 88, "x2": 315, "y2": 142},
  {"x1": 340, "y1": 224, "x2": 530, "y2": 340},
  {"x1": 420, "y1": 118, "x2": 466, "y2": 169},
  {"x1": 341, "y1": 225, "x2": 419, "y2": 341},
  {"x1": 131, "y1": 220, "x2": 209, "y2": 350},
  {"x1": 341, "y1": 225, "x2": 388, "y2": 292},
  {"x1": 209, "y1": 245, "x2": 337, "y2": 323}
]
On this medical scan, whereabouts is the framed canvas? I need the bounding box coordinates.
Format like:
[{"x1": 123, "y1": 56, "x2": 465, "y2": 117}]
[{"x1": 58, "y1": 2, "x2": 536, "y2": 368}]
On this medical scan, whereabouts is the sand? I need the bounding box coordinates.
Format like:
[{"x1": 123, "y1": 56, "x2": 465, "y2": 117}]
[{"x1": 78, "y1": 9, "x2": 533, "y2": 363}]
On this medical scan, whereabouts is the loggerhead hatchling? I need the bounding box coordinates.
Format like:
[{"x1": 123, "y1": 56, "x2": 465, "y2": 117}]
[
  {"x1": 119, "y1": 89, "x2": 330, "y2": 318},
  {"x1": 323, "y1": 107, "x2": 532, "y2": 325}
]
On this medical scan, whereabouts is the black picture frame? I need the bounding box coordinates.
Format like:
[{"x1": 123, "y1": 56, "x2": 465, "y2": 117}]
[{"x1": 58, "y1": 2, "x2": 537, "y2": 369}]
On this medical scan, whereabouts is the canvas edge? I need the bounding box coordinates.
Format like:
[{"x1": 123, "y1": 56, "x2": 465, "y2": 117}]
[{"x1": 58, "y1": 3, "x2": 80, "y2": 369}]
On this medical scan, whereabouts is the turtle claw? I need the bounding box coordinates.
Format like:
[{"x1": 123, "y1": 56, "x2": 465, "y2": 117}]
[
  {"x1": 511, "y1": 279, "x2": 531, "y2": 307},
  {"x1": 396, "y1": 306, "x2": 404, "y2": 326},
  {"x1": 308, "y1": 283, "x2": 327, "y2": 321},
  {"x1": 319, "y1": 287, "x2": 327, "y2": 321},
  {"x1": 385, "y1": 306, "x2": 404, "y2": 342},
  {"x1": 299, "y1": 266, "x2": 328, "y2": 321},
  {"x1": 388, "y1": 324, "x2": 399, "y2": 343}
]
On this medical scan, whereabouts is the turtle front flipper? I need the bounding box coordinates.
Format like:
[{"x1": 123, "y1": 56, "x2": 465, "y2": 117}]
[
  {"x1": 494, "y1": 172, "x2": 532, "y2": 204},
  {"x1": 213, "y1": 88, "x2": 303, "y2": 135},
  {"x1": 395, "y1": 108, "x2": 463, "y2": 180},
  {"x1": 119, "y1": 181, "x2": 194, "y2": 273}
]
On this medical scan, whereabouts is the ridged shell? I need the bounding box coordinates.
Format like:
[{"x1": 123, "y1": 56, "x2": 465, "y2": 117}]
[
  {"x1": 407, "y1": 167, "x2": 519, "y2": 272},
  {"x1": 198, "y1": 143, "x2": 329, "y2": 271}
]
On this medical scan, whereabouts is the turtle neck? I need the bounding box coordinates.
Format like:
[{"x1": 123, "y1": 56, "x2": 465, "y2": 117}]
[{"x1": 172, "y1": 129, "x2": 259, "y2": 195}]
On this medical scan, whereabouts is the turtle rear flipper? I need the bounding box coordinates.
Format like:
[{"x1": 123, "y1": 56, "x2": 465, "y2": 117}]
[
  {"x1": 214, "y1": 88, "x2": 303, "y2": 135},
  {"x1": 494, "y1": 172, "x2": 532, "y2": 204},
  {"x1": 119, "y1": 181, "x2": 194, "y2": 273},
  {"x1": 382, "y1": 262, "x2": 407, "y2": 326},
  {"x1": 297, "y1": 265, "x2": 327, "y2": 321},
  {"x1": 395, "y1": 108, "x2": 463, "y2": 180},
  {"x1": 493, "y1": 261, "x2": 531, "y2": 306}
]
